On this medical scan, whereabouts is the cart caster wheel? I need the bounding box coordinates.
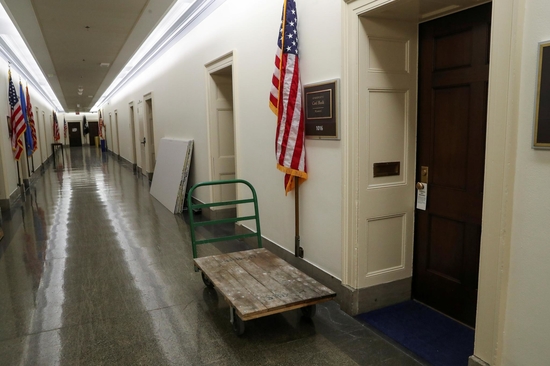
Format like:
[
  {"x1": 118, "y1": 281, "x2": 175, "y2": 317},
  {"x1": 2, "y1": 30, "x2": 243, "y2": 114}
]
[
  {"x1": 232, "y1": 309, "x2": 245, "y2": 336},
  {"x1": 301, "y1": 304, "x2": 317, "y2": 318},
  {"x1": 201, "y1": 272, "x2": 214, "y2": 288}
]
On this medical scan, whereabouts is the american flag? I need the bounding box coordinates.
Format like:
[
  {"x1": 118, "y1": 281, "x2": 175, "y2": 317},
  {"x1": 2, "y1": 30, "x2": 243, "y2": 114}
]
[
  {"x1": 270, "y1": 0, "x2": 307, "y2": 194},
  {"x1": 64, "y1": 118, "x2": 67, "y2": 138},
  {"x1": 8, "y1": 70, "x2": 26, "y2": 160},
  {"x1": 53, "y1": 111, "x2": 60, "y2": 141},
  {"x1": 26, "y1": 86, "x2": 38, "y2": 153},
  {"x1": 20, "y1": 82, "x2": 34, "y2": 155}
]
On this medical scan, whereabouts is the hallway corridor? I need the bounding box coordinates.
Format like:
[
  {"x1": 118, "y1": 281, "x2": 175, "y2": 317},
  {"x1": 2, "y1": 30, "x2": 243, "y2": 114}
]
[{"x1": 0, "y1": 147, "x2": 425, "y2": 365}]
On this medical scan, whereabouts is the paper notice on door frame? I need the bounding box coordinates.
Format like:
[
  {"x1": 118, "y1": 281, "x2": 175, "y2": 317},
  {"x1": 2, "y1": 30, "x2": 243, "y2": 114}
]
[{"x1": 416, "y1": 184, "x2": 428, "y2": 210}]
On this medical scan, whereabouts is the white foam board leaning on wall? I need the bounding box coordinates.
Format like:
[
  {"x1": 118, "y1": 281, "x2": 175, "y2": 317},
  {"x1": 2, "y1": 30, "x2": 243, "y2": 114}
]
[{"x1": 150, "y1": 138, "x2": 194, "y2": 213}]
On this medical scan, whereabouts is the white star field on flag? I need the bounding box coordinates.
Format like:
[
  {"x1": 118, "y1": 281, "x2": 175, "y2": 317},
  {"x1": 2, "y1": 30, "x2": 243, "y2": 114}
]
[{"x1": 277, "y1": 2, "x2": 299, "y2": 56}]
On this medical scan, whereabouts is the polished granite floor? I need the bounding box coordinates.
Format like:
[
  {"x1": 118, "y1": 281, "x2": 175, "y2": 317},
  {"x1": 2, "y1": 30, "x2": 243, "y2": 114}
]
[{"x1": 0, "y1": 147, "x2": 428, "y2": 365}]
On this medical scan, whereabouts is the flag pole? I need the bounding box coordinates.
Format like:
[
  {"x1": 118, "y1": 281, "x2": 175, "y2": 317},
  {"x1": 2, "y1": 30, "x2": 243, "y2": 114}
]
[
  {"x1": 25, "y1": 146, "x2": 31, "y2": 178},
  {"x1": 16, "y1": 161, "x2": 21, "y2": 187},
  {"x1": 294, "y1": 176, "x2": 303, "y2": 258}
]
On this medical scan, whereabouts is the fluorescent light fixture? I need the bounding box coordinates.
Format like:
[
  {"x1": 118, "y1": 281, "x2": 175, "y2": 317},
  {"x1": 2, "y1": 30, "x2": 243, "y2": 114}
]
[
  {"x1": 91, "y1": 0, "x2": 226, "y2": 112},
  {"x1": 0, "y1": 4, "x2": 64, "y2": 112}
]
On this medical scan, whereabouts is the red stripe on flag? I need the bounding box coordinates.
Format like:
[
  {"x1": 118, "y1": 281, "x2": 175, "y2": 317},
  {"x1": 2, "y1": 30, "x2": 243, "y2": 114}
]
[
  {"x1": 27, "y1": 87, "x2": 38, "y2": 153},
  {"x1": 9, "y1": 73, "x2": 26, "y2": 160},
  {"x1": 271, "y1": 0, "x2": 307, "y2": 193}
]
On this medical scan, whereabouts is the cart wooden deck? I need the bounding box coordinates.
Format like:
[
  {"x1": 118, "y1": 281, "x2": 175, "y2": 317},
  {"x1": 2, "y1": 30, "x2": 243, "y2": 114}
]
[
  {"x1": 194, "y1": 248, "x2": 336, "y2": 321},
  {"x1": 188, "y1": 179, "x2": 336, "y2": 335}
]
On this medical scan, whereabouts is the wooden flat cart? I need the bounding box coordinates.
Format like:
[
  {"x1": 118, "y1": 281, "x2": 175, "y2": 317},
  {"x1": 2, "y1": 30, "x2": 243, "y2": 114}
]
[{"x1": 187, "y1": 179, "x2": 336, "y2": 335}]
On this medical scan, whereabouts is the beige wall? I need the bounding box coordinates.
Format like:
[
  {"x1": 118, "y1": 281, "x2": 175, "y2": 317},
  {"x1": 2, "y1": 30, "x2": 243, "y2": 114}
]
[
  {"x1": 0, "y1": 58, "x2": 56, "y2": 201},
  {"x1": 501, "y1": 0, "x2": 550, "y2": 364},
  {"x1": 102, "y1": 0, "x2": 344, "y2": 278},
  {"x1": 4, "y1": 0, "x2": 550, "y2": 363}
]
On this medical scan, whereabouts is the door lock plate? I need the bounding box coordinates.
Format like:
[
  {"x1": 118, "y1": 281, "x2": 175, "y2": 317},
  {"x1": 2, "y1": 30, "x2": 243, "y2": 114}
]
[{"x1": 420, "y1": 166, "x2": 429, "y2": 184}]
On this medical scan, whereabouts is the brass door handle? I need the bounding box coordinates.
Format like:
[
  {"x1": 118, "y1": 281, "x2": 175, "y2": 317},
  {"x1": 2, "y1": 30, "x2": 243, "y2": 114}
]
[{"x1": 416, "y1": 182, "x2": 425, "y2": 190}]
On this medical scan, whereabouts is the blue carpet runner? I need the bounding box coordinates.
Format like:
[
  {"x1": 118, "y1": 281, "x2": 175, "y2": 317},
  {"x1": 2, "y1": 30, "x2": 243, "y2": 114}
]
[{"x1": 356, "y1": 301, "x2": 474, "y2": 366}]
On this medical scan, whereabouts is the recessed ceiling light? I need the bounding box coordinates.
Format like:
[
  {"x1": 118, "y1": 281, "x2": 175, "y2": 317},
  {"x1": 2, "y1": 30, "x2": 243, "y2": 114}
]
[{"x1": 100, "y1": 63, "x2": 110, "y2": 67}]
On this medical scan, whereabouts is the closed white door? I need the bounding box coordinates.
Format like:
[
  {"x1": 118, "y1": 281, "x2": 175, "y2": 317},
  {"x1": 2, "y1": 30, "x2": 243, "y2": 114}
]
[
  {"x1": 130, "y1": 104, "x2": 137, "y2": 165},
  {"x1": 115, "y1": 112, "x2": 120, "y2": 155},
  {"x1": 145, "y1": 98, "x2": 155, "y2": 173},
  {"x1": 356, "y1": 18, "x2": 418, "y2": 288},
  {"x1": 138, "y1": 106, "x2": 146, "y2": 175},
  {"x1": 209, "y1": 72, "x2": 235, "y2": 203}
]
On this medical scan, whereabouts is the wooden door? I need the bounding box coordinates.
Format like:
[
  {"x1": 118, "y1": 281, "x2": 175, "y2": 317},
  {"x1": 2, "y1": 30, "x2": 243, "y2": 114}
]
[
  {"x1": 413, "y1": 3, "x2": 491, "y2": 327},
  {"x1": 68, "y1": 122, "x2": 82, "y2": 147},
  {"x1": 88, "y1": 122, "x2": 99, "y2": 147}
]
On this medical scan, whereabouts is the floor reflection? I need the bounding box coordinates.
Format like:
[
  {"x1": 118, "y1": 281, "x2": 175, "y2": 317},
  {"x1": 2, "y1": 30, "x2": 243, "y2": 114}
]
[{"x1": 0, "y1": 146, "x2": 427, "y2": 366}]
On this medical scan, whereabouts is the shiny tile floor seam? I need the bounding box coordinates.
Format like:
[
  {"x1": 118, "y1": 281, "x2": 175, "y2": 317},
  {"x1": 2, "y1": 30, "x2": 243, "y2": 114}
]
[{"x1": 0, "y1": 147, "x2": 428, "y2": 366}]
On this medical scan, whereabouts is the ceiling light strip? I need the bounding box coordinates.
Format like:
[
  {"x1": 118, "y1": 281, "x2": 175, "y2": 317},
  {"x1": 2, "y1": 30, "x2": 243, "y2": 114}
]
[
  {"x1": 92, "y1": 0, "x2": 226, "y2": 111},
  {"x1": 0, "y1": 37, "x2": 63, "y2": 112}
]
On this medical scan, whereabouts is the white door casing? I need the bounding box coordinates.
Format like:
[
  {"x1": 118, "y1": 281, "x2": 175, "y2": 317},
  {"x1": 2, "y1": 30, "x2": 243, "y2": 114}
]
[
  {"x1": 343, "y1": 0, "x2": 520, "y2": 363},
  {"x1": 129, "y1": 103, "x2": 137, "y2": 165},
  {"x1": 138, "y1": 104, "x2": 146, "y2": 175},
  {"x1": 144, "y1": 95, "x2": 155, "y2": 174},
  {"x1": 110, "y1": 112, "x2": 114, "y2": 150},
  {"x1": 115, "y1": 111, "x2": 120, "y2": 155},
  {"x1": 206, "y1": 53, "x2": 236, "y2": 205}
]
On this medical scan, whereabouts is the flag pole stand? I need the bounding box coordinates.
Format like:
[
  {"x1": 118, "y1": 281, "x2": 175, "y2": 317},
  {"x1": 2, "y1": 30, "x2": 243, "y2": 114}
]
[{"x1": 294, "y1": 176, "x2": 304, "y2": 258}]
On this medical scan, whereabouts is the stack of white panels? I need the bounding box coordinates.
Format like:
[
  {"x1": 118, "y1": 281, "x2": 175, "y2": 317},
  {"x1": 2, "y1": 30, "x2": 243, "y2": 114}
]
[{"x1": 150, "y1": 138, "x2": 194, "y2": 214}]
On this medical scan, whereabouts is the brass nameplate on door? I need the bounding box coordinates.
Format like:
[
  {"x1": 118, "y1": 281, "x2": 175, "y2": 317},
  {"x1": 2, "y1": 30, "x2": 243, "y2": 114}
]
[{"x1": 373, "y1": 162, "x2": 400, "y2": 177}]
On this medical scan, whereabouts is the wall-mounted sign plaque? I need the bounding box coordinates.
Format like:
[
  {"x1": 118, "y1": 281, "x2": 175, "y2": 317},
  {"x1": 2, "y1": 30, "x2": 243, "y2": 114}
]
[
  {"x1": 534, "y1": 41, "x2": 550, "y2": 148},
  {"x1": 304, "y1": 79, "x2": 339, "y2": 140}
]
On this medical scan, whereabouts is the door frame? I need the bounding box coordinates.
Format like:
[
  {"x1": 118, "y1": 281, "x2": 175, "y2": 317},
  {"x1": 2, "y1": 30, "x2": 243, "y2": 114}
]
[
  {"x1": 109, "y1": 113, "x2": 113, "y2": 152},
  {"x1": 115, "y1": 110, "x2": 120, "y2": 156},
  {"x1": 342, "y1": 0, "x2": 521, "y2": 364},
  {"x1": 205, "y1": 51, "x2": 236, "y2": 204},
  {"x1": 144, "y1": 92, "x2": 155, "y2": 178},
  {"x1": 41, "y1": 112, "x2": 47, "y2": 161},
  {"x1": 88, "y1": 121, "x2": 99, "y2": 147},
  {"x1": 129, "y1": 102, "x2": 137, "y2": 172},
  {"x1": 67, "y1": 121, "x2": 83, "y2": 147},
  {"x1": 137, "y1": 101, "x2": 146, "y2": 176},
  {"x1": 35, "y1": 107, "x2": 43, "y2": 165}
]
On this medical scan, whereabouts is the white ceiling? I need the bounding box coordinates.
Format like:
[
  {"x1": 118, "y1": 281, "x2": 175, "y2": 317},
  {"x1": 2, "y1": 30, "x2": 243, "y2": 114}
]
[
  {"x1": 1, "y1": 0, "x2": 490, "y2": 113},
  {"x1": 0, "y1": 0, "x2": 177, "y2": 112},
  {"x1": 362, "y1": 0, "x2": 491, "y2": 21}
]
